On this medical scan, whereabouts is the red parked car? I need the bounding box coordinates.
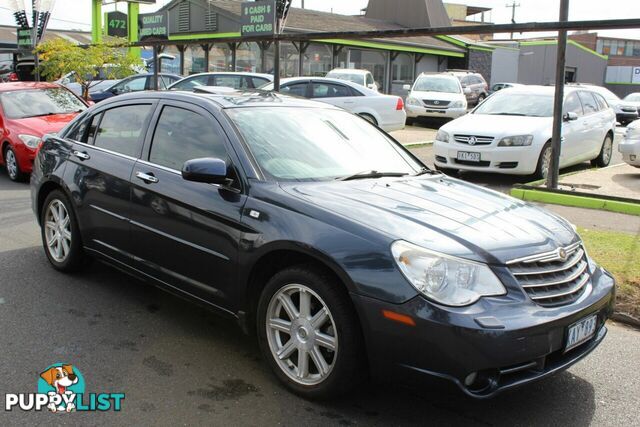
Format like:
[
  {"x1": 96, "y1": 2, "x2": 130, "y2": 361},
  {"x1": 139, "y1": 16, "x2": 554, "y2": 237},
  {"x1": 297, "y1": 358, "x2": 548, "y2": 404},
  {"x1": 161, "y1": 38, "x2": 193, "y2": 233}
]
[{"x1": 0, "y1": 82, "x2": 88, "y2": 182}]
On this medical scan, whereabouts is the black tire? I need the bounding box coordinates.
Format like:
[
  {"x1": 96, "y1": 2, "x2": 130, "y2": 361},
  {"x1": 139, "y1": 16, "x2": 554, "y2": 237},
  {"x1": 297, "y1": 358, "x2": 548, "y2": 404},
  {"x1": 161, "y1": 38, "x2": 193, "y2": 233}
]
[
  {"x1": 3, "y1": 145, "x2": 27, "y2": 182},
  {"x1": 359, "y1": 113, "x2": 378, "y2": 126},
  {"x1": 434, "y1": 165, "x2": 459, "y2": 176},
  {"x1": 591, "y1": 134, "x2": 613, "y2": 168},
  {"x1": 406, "y1": 117, "x2": 415, "y2": 126},
  {"x1": 477, "y1": 94, "x2": 486, "y2": 104},
  {"x1": 256, "y1": 264, "x2": 365, "y2": 399},
  {"x1": 534, "y1": 142, "x2": 552, "y2": 180},
  {"x1": 40, "y1": 190, "x2": 86, "y2": 272}
]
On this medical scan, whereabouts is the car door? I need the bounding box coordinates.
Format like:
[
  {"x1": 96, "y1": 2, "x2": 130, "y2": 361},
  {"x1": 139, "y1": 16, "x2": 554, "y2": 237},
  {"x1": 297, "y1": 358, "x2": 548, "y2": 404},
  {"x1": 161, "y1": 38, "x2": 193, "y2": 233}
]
[
  {"x1": 128, "y1": 101, "x2": 247, "y2": 307},
  {"x1": 310, "y1": 81, "x2": 357, "y2": 110},
  {"x1": 561, "y1": 92, "x2": 587, "y2": 166},
  {"x1": 61, "y1": 101, "x2": 155, "y2": 263},
  {"x1": 577, "y1": 91, "x2": 602, "y2": 161}
]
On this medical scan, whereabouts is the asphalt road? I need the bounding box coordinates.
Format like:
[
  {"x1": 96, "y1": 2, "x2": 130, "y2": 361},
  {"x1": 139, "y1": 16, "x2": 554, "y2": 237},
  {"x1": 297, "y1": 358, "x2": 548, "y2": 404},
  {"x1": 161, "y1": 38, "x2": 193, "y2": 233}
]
[{"x1": 0, "y1": 165, "x2": 639, "y2": 426}]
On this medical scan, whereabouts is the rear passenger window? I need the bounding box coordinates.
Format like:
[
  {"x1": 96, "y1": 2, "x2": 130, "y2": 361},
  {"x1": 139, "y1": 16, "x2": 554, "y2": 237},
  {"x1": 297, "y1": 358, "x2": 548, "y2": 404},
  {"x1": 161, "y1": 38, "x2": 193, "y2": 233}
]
[
  {"x1": 149, "y1": 105, "x2": 227, "y2": 171},
  {"x1": 280, "y1": 83, "x2": 308, "y2": 97},
  {"x1": 594, "y1": 93, "x2": 609, "y2": 110},
  {"x1": 578, "y1": 91, "x2": 598, "y2": 114},
  {"x1": 93, "y1": 105, "x2": 151, "y2": 157},
  {"x1": 250, "y1": 77, "x2": 269, "y2": 88},
  {"x1": 312, "y1": 83, "x2": 352, "y2": 98},
  {"x1": 213, "y1": 76, "x2": 247, "y2": 89}
]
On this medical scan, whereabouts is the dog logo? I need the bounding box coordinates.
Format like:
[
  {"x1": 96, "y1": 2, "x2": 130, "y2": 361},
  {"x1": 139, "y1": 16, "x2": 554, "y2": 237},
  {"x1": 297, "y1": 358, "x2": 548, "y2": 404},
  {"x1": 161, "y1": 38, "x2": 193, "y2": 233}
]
[{"x1": 38, "y1": 364, "x2": 84, "y2": 413}]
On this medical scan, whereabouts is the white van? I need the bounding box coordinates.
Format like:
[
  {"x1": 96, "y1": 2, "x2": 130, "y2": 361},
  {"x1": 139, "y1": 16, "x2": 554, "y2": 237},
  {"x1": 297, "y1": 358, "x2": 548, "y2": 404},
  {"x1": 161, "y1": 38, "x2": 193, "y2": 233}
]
[
  {"x1": 403, "y1": 73, "x2": 468, "y2": 124},
  {"x1": 326, "y1": 69, "x2": 378, "y2": 92}
]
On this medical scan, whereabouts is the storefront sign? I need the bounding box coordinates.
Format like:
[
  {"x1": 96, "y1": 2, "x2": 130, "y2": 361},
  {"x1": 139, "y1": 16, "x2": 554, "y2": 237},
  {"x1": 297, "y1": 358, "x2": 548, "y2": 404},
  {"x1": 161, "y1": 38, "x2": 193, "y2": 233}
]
[
  {"x1": 17, "y1": 28, "x2": 33, "y2": 49},
  {"x1": 633, "y1": 67, "x2": 640, "y2": 84},
  {"x1": 241, "y1": 0, "x2": 276, "y2": 37},
  {"x1": 106, "y1": 11, "x2": 128, "y2": 38},
  {"x1": 138, "y1": 11, "x2": 168, "y2": 41}
]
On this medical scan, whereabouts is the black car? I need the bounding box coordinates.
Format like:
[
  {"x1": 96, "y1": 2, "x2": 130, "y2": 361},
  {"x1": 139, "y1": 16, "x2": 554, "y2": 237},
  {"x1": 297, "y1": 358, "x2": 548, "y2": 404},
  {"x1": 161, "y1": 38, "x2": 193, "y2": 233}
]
[
  {"x1": 31, "y1": 90, "x2": 615, "y2": 399},
  {"x1": 90, "y1": 73, "x2": 182, "y2": 102}
]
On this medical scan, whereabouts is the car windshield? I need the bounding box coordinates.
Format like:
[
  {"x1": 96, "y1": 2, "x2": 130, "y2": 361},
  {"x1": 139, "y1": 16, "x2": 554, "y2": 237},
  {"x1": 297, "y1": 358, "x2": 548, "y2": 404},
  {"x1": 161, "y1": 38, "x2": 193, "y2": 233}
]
[
  {"x1": 624, "y1": 93, "x2": 640, "y2": 102},
  {"x1": 227, "y1": 107, "x2": 423, "y2": 181},
  {"x1": 327, "y1": 72, "x2": 364, "y2": 85},
  {"x1": 413, "y1": 77, "x2": 460, "y2": 93},
  {"x1": 0, "y1": 88, "x2": 86, "y2": 119},
  {"x1": 473, "y1": 92, "x2": 553, "y2": 117}
]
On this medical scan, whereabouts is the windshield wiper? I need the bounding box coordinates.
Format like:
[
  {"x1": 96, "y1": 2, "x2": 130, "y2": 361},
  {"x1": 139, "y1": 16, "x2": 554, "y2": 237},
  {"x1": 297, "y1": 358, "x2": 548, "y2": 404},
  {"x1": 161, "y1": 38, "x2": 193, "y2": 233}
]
[
  {"x1": 338, "y1": 170, "x2": 408, "y2": 181},
  {"x1": 488, "y1": 112, "x2": 527, "y2": 116},
  {"x1": 29, "y1": 112, "x2": 59, "y2": 117},
  {"x1": 413, "y1": 167, "x2": 437, "y2": 176}
]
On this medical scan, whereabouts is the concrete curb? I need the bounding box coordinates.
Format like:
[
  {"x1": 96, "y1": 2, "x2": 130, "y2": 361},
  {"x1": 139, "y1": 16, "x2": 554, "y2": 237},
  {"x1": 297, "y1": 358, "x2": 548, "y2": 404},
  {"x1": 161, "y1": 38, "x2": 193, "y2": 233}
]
[
  {"x1": 612, "y1": 313, "x2": 640, "y2": 330},
  {"x1": 403, "y1": 140, "x2": 434, "y2": 148},
  {"x1": 510, "y1": 187, "x2": 640, "y2": 216}
]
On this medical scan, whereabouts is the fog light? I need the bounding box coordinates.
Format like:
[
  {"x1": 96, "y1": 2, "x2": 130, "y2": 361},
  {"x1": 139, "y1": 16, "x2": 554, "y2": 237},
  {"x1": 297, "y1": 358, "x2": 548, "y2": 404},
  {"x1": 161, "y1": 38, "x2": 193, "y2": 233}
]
[{"x1": 464, "y1": 372, "x2": 477, "y2": 386}]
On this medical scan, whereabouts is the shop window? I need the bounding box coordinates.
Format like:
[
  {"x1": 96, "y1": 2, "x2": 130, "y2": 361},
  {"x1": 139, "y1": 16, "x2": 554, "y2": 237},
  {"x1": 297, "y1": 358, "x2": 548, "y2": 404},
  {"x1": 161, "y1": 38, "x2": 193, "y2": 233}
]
[
  {"x1": 209, "y1": 45, "x2": 232, "y2": 72},
  {"x1": 303, "y1": 44, "x2": 333, "y2": 77},
  {"x1": 236, "y1": 42, "x2": 262, "y2": 73}
]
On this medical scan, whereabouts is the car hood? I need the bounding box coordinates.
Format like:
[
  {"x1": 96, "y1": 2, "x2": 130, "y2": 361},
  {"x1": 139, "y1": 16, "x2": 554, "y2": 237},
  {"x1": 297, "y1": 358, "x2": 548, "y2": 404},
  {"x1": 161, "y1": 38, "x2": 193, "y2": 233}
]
[
  {"x1": 409, "y1": 90, "x2": 463, "y2": 102},
  {"x1": 442, "y1": 113, "x2": 550, "y2": 138},
  {"x1": 281, "y1": 175, "x2": 577, "y2": 264},
  {"x1": 8, "y1": 113, "x2": 80, "y2": 135}
]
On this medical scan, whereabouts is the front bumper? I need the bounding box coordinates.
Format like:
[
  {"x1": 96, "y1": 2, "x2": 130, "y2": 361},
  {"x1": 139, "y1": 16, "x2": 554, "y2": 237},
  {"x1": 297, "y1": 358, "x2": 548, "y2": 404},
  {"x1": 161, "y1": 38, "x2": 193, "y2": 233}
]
[
  {"x1": 433, "y1": 140, "x2": 540, "y2": 175},
  {"x1": 406, "y1": 104, "x2": 467, "y2": 119},
  {"x1": 618, "y1": 139, "x2": 640, "y2": 167},
  {"x1": 352, "y1": 266, "x2": 615, "y2": 398}
]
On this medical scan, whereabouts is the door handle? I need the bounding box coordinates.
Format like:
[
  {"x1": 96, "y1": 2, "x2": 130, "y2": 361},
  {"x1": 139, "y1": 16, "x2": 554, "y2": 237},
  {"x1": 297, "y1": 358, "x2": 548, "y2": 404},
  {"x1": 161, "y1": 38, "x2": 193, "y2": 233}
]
[
  {"x1": 136, "y1": 171, "x2": 159, "y2": 184},
  {"x1": 72, "y1": 150, "x2": 90, "y2": 160}
]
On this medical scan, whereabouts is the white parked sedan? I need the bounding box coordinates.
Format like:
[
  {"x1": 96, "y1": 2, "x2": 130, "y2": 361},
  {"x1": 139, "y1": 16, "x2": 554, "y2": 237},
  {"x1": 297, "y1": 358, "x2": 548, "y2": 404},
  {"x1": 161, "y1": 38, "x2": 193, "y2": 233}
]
[
  {"x1": 404, "y1": 73, "x2": 468, "y2": 122},
  {"x1": 433, "y1": 86, "x2": 616, "y2": 178},
  {"x1": 262, "y1": 77, "x2": 406, "y2": 132},
  {"x1": 619, "y1": 119, "x2": 640, "y2": 168}
]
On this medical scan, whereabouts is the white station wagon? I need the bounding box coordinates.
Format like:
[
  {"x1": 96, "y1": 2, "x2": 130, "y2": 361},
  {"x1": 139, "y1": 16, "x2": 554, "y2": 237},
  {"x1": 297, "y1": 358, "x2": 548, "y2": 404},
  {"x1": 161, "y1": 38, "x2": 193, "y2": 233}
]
[{"x1": 433, "y1": 86, "x2": 616, "y2": 178}]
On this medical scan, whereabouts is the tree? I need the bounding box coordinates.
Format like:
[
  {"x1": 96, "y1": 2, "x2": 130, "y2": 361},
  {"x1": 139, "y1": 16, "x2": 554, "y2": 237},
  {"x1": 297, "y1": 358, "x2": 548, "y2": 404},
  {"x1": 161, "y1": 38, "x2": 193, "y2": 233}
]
[{"x1": 36, "y1": 38, "x2": 143, "y2": 100}]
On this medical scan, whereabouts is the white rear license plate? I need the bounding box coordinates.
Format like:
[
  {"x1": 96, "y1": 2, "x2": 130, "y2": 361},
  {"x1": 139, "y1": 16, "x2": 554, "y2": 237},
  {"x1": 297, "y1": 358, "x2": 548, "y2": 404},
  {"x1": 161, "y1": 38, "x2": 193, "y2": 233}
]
[
  {"x1": 565, "y1": 315, "x2": 597, "y2": 352},
  {"x1": 457, "y1": 151, "x2": 481, "y2": 162}
]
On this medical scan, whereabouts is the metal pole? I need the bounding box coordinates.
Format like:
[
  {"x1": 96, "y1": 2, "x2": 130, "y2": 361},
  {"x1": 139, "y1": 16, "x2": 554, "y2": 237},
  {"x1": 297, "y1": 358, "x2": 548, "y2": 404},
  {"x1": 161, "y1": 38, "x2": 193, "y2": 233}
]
[
  {"x1": 153, "y1": 45, "x2": 160, "y2": 90},
  {"x1": 274, "y1": 39, "x2": 280, "y2": 91},
  {"x1": 32, "y1": 0, "x2": 39, "y2": 82},
  {"x1": 548, "y1": 0, "x2": 569, "y2": 189}
]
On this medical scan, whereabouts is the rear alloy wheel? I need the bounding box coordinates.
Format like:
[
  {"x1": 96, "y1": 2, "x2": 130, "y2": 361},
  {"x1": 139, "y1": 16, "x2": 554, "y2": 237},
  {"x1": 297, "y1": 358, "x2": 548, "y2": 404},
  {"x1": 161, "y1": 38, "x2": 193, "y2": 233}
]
[
  {"x1": 359, "y1": 113, "x2": 378, "y2": 126},
  {"x1": 41, "y1": 190, "x2": 86, "y2": 272},
  {"x1": 535, "y1": 143, "x2": 552, "y2": 180},
  {"x1": 591, "y1": 134, "x2": 613, "y2": 168},
  {"x1": 4, "y1": 146, "x2": 25, "y2": 182},
  {"x1": 257, "y1": 265, "x2": 364, "y2": 399}
]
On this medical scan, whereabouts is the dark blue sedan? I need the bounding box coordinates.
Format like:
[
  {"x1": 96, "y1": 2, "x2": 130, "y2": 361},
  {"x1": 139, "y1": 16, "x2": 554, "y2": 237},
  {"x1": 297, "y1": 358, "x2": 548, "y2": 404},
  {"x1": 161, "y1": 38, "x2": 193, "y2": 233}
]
[
  {"x1": 90, "y1": 73, "x2": 181, "y2": 102},
  {"x1": 30, "y1": 90, "x2": 615, "y2": 399}
]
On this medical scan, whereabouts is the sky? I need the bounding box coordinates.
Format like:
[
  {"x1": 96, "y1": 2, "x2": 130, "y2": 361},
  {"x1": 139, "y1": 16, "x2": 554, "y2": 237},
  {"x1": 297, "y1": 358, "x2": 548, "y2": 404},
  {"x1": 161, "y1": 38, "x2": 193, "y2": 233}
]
[{"x1": 0, "y1": 0, "x2": 638, "y2": 40}]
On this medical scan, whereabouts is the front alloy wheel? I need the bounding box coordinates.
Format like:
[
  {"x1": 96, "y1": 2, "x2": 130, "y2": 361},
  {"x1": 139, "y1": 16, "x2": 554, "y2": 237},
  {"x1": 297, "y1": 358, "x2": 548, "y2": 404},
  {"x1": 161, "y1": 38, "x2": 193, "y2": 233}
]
[
  {"x1": 4, "y1": 146, "x2": 24, "y2": 182},
  {"x1": 266, "y1": 284, "x2": 338, "y2": 386},
  {"x1": 257, "y1": 265, "x2": 364, "y2": 399}
]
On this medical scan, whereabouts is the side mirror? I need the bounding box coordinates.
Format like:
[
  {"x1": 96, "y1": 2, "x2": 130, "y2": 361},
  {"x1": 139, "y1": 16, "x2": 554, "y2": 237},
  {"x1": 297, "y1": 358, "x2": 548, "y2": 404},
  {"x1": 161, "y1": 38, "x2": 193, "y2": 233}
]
[
  {"x1": 463, "y1": 87, "x2": 472, "y2": 94},
  {"x1": 367, "y1": 83, "x2": 376, "y2": 89},
  {"x1": 402, "y1": 84, "x2": 411, "y2": 91},
  {"x1": 182, "y1": 157, "x2": 229, "y2": 185},
  {"x1": 563, "y1": 112, "x2": 578, "y2": 121}
]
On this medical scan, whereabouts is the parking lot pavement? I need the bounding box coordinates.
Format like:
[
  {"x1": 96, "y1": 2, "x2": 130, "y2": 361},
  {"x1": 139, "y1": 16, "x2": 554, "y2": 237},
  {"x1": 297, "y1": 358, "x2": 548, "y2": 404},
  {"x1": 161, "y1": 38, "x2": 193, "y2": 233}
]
[{"x1": 1, "y1": 171, "x2": 640, "y2": 426}]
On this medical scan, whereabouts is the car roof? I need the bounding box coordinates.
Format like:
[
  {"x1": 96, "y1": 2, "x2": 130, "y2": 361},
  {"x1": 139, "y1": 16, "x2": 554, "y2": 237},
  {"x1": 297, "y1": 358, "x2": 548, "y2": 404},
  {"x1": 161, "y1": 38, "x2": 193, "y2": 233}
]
[
  {"x1": 268, "y1": 76, "x2": 376, "y2": 93},
  {"x1": 327, "y1": 69, "x2": 369, "y2": 75},
  {"x1": 97, "y1": 89, "x2": 343, "y2": 111},
  {"x1": 498, "y1": 85, "x2": 595, "y2": 96},
  {"x1": 0, "y1": 82, "x2": 61, "y2": 92},
  {"x1": 179, "y1": 72, "x2": 273, "y2": 80}
]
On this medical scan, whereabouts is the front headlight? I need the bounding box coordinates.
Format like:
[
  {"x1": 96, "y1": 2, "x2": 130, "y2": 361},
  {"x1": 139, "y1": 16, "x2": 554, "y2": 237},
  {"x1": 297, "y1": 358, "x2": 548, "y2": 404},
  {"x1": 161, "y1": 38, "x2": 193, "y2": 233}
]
[
  {"x1": 498, "y1": 135, "x2": 533, "y2": 147},
  {"x1": 391, "y1": 240, "x2": 506, "y2": 306},
  {"x1": 435, "y1": 130, "x2": 450, "y2": 143},
  {"x1": 18, "y1": 134, "x2": 42, "y2": 149},
  {"x1": 406, "y1": 97, "x2": 421, "y2": 106},
  {"x1": 450, "y1": 101, "x2": 465, "y2": 109}
]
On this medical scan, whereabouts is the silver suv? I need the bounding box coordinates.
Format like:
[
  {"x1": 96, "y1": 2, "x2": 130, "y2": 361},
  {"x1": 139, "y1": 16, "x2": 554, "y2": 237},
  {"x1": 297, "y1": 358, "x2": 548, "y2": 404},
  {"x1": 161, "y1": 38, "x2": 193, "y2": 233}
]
[{"x1": 448, "y1": 70, "x2": 489, "y2": 106}]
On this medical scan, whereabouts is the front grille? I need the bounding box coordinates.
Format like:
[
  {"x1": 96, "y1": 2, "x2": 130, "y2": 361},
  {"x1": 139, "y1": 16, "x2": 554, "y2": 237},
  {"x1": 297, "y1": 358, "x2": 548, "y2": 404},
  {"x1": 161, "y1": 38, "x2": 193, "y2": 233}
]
[
  {"x1": 508, "y1": 242, "x2": 590, "y2": 307},
  {"x1": 423, "y1": 99, "x2": 450, "y2": 108},
  {"x1": 454, "y1": 159, "x2": 490, "y2": 167},
  {"x1": 453, "y1": 135, "x2": 494, "y2": 145}
]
